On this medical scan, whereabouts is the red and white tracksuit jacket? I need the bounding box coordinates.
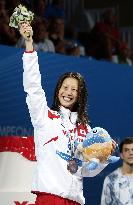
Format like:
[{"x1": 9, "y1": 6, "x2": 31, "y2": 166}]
[{"x1": 22, "y1": 51, "x2": 107, "y2": 205}]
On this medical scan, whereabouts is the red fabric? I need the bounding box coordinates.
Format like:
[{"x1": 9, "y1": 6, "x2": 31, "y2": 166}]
[
  {"x1": 34, "y1": 193, "x2": 81, "y2": 205},
  {"x1": 0, "y1": 136, "x2": 36, "y2": 161},
  {"x1": 94, "y1": 22, "x2": 120, "y2": 40}
]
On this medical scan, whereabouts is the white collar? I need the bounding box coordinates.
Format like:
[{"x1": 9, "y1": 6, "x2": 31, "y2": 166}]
[{"x1": 59, "y1": 106, "x2": 78, "y2": 125}]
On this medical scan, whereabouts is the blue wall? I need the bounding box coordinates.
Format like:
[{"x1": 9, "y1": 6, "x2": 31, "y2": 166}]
[{"x1": 0, "y1": 45, "x2": 133, "y2": 205}]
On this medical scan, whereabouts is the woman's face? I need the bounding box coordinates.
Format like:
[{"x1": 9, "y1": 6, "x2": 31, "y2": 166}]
[{"x1": 58, "y1": 77, "x2": 78, "y2": 110}]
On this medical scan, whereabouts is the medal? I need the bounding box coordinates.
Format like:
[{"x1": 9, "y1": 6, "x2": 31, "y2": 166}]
[
  {"x1": 60, "y1": 110, "x2": 79, "y2": 174},
  {"x1": 67, "y1": 159, "x2": 78, "y2": 174},
  {"x1": 67, "y1": 132, "x2": 79, "y2": 174}
]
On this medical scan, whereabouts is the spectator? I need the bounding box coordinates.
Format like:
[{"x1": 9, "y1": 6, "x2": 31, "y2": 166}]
[
  {"x1": 48, "y1": 17, "x2": 70, "y2": 54},
  {"x1": 101, "y1": 137, "x2": 133, "y2": 205},
  {"x1": 65, "y1": 24, "x2": 86, "y2": 56},
  {"x1": 33, "y1": 0, "x2": 46, "y2": 18},
  {"x1": 48, "y1": 17, "x2": 82, "y2": 56},
  {"x1": 87, "y1": 9, "x2": 123, "y2": 62},
  {"x1": 45, "y1": 0, "x2": 65, "y2": 20},
  {"x1": 0, "y1": 0, "x2": 8, "y2": 18},
  {"x1": 117, "y1": 42, "x2": 132, "y2": 66},
  {"x1": 0, "y1": 0, "x2": 18, "y2": 46}
]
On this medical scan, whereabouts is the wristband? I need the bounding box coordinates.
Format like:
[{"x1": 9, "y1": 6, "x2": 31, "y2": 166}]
[{"x1": 25, "y1": 49, "x2": 34, "y2": 53}]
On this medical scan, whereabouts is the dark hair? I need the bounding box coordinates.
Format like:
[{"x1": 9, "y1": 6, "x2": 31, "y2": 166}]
[
  {"x1": 51, "y1": 72, "x2": 89, "y2": 125},
  {"x1": 119, "y1": 137, "x2": 133, "y2": 153}
]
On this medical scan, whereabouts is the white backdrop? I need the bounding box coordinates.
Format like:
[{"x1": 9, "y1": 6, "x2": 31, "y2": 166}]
[{"x1": 0, "y1": 152, "x2": 36, "y2": 205}]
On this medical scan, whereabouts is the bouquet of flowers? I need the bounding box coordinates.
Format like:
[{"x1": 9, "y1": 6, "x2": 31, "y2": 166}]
[{"x1": 9, "y1": 4, "x2": 34, "y2": 37}]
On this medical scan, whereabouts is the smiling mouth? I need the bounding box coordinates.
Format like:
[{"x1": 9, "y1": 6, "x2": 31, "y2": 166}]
[{"x1": 63, "y1": 97, "x2": 72, "y2": 102}]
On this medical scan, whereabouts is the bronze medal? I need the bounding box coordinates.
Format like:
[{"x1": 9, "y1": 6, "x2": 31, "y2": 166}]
[
  {"x1": 59, "y1": 111, "x2": 78, "y2": 174},
  {"x1": 67, "y1": 159, "x2": 78, "y2": 174}
]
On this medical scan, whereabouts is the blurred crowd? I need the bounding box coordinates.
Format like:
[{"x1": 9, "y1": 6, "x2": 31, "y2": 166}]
[
  {"x1": 86, "y1": 9, "x2": 133, "y2": 66},
  {"x1": 0, "y1": 0, "x2": 132, "y2": 65},
  {"x1": 0, "y1": 0, "x2": 84, "y2": 57}
]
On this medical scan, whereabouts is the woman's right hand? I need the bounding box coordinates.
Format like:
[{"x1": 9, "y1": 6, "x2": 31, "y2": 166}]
[
  {"x1": 19, "y1": 22, "x2": 33, "y2": 42},
  {"x1": 19, "y1": 22, "x2": 34, "y2": 51}
]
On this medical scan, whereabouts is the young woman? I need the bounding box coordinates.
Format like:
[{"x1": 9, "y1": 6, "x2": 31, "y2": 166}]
[{"x1": 21, "y1": 23, "x2": 110, "y2": 205}]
